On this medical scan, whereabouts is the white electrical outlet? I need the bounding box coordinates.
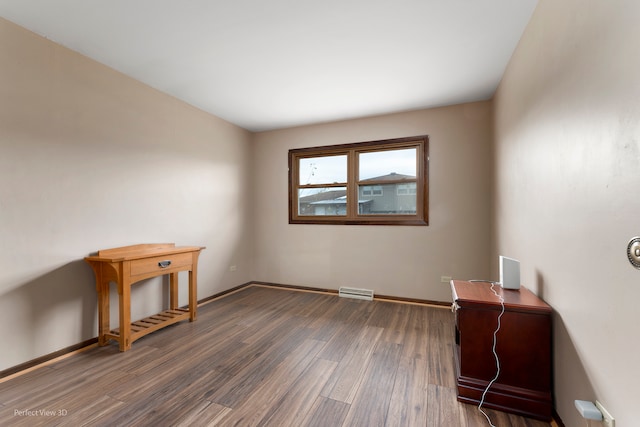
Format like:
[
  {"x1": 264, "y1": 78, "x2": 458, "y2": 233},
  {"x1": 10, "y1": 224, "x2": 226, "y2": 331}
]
[
  {"x1": 229, "y1": 265, "x2": 237, "y2": 272},
  {"x1": 595, "y1": 401, "x2": 615, "y2": 427},
  {"x1": 441, "y1": 276, "x2": 452, "y2": 283}
]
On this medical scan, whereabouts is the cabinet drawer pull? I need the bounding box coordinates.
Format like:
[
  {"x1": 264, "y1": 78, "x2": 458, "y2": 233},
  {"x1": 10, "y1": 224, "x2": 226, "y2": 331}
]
[{"x1": 158, "y1": 260, "x2": 172, "y2": 268}]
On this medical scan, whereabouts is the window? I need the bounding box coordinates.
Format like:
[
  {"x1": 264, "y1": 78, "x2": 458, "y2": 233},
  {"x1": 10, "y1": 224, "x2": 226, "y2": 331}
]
[
  {"x1": 289, "y1": 135, "x2": 429, "y2": 225},
  {"x1": 396, "y1": 183, "x2": 417, "y2": 195},
  {"x1": 361, "y1": 185, "x2": 383, "y2": 196}
]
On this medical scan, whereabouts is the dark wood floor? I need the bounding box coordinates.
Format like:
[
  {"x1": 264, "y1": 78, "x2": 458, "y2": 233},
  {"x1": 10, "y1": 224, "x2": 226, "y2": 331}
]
[{"x1": 0, "y1": 285, "x2": 551, "y2": 426}]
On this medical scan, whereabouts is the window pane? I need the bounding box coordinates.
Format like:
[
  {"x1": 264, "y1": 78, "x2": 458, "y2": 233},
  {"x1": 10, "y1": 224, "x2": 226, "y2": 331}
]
[
  {"x1": 358, "y1": 183, "x2": 416, "y2": 215},
  {"x1": 358, "y1": 148, "x2": 416, "y2": 181},
  {"x1": 299, "y1": 155, "x2": 347, "y2": 185},
  {"x1": 298, "y1": 187, "x2": 347, "y2": 216},
  {"x1": 396, "y1": 182, "x2": 417, "y2": 195},
  {"x1": 361, "y1": 185, "x2": 383, "y2": 196}
]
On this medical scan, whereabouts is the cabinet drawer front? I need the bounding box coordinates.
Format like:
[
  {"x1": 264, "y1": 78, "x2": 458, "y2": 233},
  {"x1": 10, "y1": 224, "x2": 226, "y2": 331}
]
[{"x1": 130, "y1": 253, "x2": 192, "y2": 276}]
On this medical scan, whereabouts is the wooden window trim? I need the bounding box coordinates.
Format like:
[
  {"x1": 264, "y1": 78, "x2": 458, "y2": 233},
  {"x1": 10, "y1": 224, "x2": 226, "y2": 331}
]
[{"x1": 289, "y1": 135, "x2": 429, "y2": 226}]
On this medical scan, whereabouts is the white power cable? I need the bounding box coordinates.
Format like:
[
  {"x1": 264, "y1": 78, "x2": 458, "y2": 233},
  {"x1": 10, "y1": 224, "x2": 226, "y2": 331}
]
[{"x1": 477, "y1": 282, "x2": 505, "y2": 427}]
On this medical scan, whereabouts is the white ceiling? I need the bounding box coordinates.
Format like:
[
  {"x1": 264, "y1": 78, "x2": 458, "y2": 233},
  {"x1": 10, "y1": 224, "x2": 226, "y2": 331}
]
[{"x1": 0, "y1": 0, "x2": 538, "y2": 132}]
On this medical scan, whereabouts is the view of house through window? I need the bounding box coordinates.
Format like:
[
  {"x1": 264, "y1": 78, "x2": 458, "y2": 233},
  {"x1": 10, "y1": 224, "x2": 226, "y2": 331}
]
[
  {"x1": 289, "y1": 135, "x2": 428, "y2": 225},
  {"x1": 358, "y1": 148, "x2": 417, "y2": 215},
  {"x1": 297, "y1": 155, "x2": 348, "y2": 216}
]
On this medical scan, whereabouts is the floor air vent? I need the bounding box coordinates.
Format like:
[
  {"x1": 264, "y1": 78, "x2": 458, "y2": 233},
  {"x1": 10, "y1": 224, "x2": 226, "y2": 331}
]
[{"x1": 338, "y1": 287, "x2": 374, "y2": 301}]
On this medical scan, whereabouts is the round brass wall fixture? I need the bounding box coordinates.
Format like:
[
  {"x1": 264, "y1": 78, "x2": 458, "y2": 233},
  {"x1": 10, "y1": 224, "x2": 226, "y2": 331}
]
[{"x1": 627, "y1": 237, "x2": 640, "y2": 269}]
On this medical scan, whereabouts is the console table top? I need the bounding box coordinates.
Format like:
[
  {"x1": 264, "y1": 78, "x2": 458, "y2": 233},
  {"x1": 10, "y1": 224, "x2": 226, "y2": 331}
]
[{"x1": 85, "y1": 243, "x2": 205, "y2": 263}]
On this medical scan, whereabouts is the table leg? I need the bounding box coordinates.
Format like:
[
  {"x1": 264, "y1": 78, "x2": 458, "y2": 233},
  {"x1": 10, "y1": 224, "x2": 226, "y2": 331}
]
[
  {"x1": 97, "y1": 279, "x2": 110, "y2": 346},
  {"x1": 118, "y1": 276, "x2": 132, "y2": 351},
  {"x1": 189, "y1": 269, "x2": 197, "y2": 321},
  {"x1": 169, "y1": 272, "x2": 178, "y2": 310}
]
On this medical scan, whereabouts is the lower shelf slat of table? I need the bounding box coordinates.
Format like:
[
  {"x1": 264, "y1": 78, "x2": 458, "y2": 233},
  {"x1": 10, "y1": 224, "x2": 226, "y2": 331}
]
[{"x1": 105, "y1": 308, "x2": 190, "y2": 345}]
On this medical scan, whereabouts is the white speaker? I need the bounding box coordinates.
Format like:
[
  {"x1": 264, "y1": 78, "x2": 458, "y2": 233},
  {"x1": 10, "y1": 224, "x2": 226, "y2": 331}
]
[{"x1": 499, "y1": 256, "x2": 520, "y2": 290}]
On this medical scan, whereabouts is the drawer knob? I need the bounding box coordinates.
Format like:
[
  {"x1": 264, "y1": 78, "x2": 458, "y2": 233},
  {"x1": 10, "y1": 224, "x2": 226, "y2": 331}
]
[{"x1": 158, "y1": 260, "x2": 172, "y2": 268}]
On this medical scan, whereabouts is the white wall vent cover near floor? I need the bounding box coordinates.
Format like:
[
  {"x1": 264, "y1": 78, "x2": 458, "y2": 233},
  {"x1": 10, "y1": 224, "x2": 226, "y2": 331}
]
[{"x1": 338, "y1": 287, "x2": 374, "y2": 301}]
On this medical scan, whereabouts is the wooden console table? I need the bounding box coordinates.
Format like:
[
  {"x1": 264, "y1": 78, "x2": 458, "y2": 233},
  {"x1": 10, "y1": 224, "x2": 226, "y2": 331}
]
[
  {"x1": 451, "y1": 280, "x2": 553, "y2": 421},
  {"x1": 85, "y1": 243, "x2": 205, "y2": 351}
]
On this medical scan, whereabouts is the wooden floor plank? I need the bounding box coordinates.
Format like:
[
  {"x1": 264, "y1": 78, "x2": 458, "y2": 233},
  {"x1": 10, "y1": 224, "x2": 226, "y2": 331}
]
[
  {"x1": 400, "y1": 304, "x2": 431, "y2": 360},
  {"x1": 213, "y1": 338, "x2": 326, "y2": 426},
  {"x1": 427, "y1": 383, "x2": 470, "y2": 426},
  {"x1": 254, "y1": 357, "x2": 337, "y2": 427},
  {"x1": 0, "y1": 286, "x2": 551, "y2": 427},
  {"x1": 320, "y1": 325, "x2": 383, "y2": 404},
  {"x1": 301, "y1": 396, "x2": 351, "y2": 427},
  {"x1": 341, "y1": 340, "x2": 403, "y2": 427},
  {"x1": 208, "y1": 324, "x2": 316, "y2": 407},
  {"x1": 316, "y1": 321, "x2": 369, "y2": 362},
  {"x1": 173, "y1": 402, "x2": 232, "y2": 427},
  {"x1": 386, "y1": 356, "x2": 429, "y2": 427},
  {"x1": 427, "y1": 307, "x2": 457, "y2": 388},
  {"x1": 379, "y1": 302, "x2": 411, "y2": 345}
]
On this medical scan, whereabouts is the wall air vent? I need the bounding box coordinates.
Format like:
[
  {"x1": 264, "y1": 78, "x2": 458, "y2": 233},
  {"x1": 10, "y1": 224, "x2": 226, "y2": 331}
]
[{"x1": 338, "y1": 287, "x2": 374, "y2": 301}]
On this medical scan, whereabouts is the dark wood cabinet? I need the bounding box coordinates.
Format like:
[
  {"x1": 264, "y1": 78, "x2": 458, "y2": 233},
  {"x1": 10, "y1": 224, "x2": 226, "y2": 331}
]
[{"x1": 451, "y1": 280, "x2": 553, "y2": 421}]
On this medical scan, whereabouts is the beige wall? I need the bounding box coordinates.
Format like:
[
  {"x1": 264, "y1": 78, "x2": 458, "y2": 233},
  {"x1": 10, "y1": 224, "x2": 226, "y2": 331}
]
[
  {"x1": 252, "y1": 102, "x2": 494, "y2": 302},
  {"x1": 0, "y1": 18, "x2": 254, "y2": 371},
  {"x1": 494, "y1": 0, "x2": 640, "y2": 425}
]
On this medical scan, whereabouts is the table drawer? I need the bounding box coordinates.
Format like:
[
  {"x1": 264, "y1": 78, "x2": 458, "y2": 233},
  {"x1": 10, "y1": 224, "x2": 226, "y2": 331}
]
[{"x1": 130, "y1": 252, "x2": 192, "y2": 276}]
